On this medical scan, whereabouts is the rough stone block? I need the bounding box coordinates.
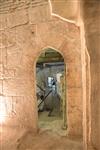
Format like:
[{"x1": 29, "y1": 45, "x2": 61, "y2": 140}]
[
  {"x1": 61, "y1": 41, "x2": 81, "y2": 64},
  {"x1": 37, "y1": 22, "x2": 65, "y2": 49},
  {"x1": 0, "y1": 48, "x2": 7, "y2": 66},
  {"x1": 0, "y1": 63, "x2": 3, "y2": 79},
  {"x1": 3, "y1": 68, "x2": 15, "y2": 79},
  {"x1": 0, "y1": 14, "x2": 7, "y2": 31},
  {"x1": 67, "y1": 88, "x2": 83, "y2": 136},
  {"x1": 0, "y1": 80, "x2": 3, "y2": 95},
  {"x1": 67, "y1": 88, "x2": 82, "y2": 110},
  {"x1": 67, "y1": 64, "x2": 82, "y2": 88},
  {"x1": 3, "y1": 79, "x2": 34, "y2": 96},
  {"x1": 7, "y1": 46, "x2": 22, "y2": 68},
  {"x1": 48, "y1": 19, "x2": 69, "y2": 37},
  {"x1": 7, "y1": 10, "x2": 28, "y2": 28},
  {"x1": 0, "y1": 96, "x2": 14, "y2": 117},
  {"x1": 29, "y1": 4, "x2": 51, "y2": 24},
  {"x1": 0, "y1": 29, "x2": 16, "y2": 48}
]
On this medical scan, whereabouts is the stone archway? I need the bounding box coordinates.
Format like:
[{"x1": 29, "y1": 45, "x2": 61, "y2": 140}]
[
  {"x1": 33, "y1": 17, "x2": 83, "y2": 136},
  {"x1": 35, "y1": 47, "x2": 67, "y2": 133}
]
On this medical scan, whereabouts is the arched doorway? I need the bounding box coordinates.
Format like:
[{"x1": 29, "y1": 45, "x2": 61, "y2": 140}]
[{"x1": 36, "y1": 48, "x2": 67, "y2": 135}]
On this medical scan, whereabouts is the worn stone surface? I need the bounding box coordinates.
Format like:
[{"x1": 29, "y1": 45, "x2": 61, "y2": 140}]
[
  {"x1": 51, "y1": 0, "x2": 80, "y2": 22},
  {"x1": 1, "y1": 0, "x2": 97, "y2": 150},
  {"x1": 0, "y1": 0, "x2": 83, "y2": 138},
  {"x1": 50, "y1": 1, "x2": 100, "y2": 150},
  {"x1": 82, "y1": 1, "x2": 100, "y2": 150}
]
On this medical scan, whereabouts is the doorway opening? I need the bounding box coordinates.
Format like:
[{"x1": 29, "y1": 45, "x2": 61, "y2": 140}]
[{"x1": 36, "y1": 48, "x2": 67, "y2": 135}]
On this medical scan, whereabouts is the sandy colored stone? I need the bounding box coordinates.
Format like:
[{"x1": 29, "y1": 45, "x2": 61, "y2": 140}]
[
  {"x1": 0, "y1": 48, "x2": 7, "y2": 65},
  {"x1": 3, "y1": 78, "x2": 34, "y2": 96},
  {"x1": 0, "y1": 80, "x2": 3, "y2": 94},
  {"x1": 82, "y1": 1, "x2": 100, "y2": 149},
  {"x1": 0, "y1": 0, "x2": 99, "y2": 150},
  {"x1": 7, "y1": 9, "x2": 28, "y2": 28},
  {"x1": 0, "y1": 1, "x2": 83, "y2": 142},
  {"x1": 0, "y1": 14, "x2": 7, "y2": 30},
  {"x1": 67, "y1": 64, "x2": 82, "y2": 88},
  {"x1": 29, "y1": 4, "x2": 51, "y2": 24}
]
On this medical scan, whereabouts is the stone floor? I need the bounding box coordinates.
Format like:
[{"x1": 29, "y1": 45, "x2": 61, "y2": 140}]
[
  {"x1": 0, "y1": 109, "x2": 83, "y2": 150},
  {"x1": 17, "y1": 130, "x2": 83, "y2": 150},
  {"x1": 38, "y1": 110, "x2": 67, "y2": 136},
  {"x1": 0, "y1": 124, "x2": 83, "y2": 150}
]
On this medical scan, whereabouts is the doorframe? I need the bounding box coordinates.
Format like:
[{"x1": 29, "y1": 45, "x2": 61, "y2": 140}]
[{"x1": 34, "y1": 46, "x2": 68, "y2": 131}]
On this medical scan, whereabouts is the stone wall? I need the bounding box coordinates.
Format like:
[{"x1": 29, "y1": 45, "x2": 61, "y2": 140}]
[
  {"x1": 0, "y1": 0, "x2": 83, "y2": 142},
  {"x1": 50, "y1": 1, "x2": 100, "y2": 149},
  {"x1": 0, "y1": 0, "x2": 48, "y2": 14},
  {"x1": 82, "y1": 1, "x2": 100, "y2": 149}
]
